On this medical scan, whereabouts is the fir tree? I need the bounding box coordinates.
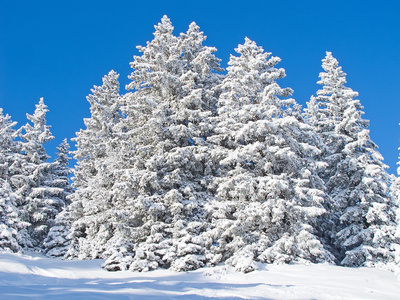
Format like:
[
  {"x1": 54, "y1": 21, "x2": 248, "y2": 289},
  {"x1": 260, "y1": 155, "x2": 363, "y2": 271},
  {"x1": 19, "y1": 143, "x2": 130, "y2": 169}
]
[
  {"x1": 66, "y1": 70, "x2": 126, "y2": 260},
  {"x1": 388, "y1": 145, "x2": 400, "y2": 274},
  {"x1": 0, "y1": 109, "x2": 23, "y2": 252},
  {"x1": 0, "y1": 179, "x2": 21, "y2": 252},
  {"x1": 305, "y1": 52, "x2": 397, "y2": 267},
  {"x1": 102, "y1": 16, "x2": 223, "y2": 272},
  {"x1": 15, "y1": 98, "x2": 64, "y2": 249},
  {"x1": 44, "y1": 139, "x2": 73, "y2": 257},
  {"x1": 207, "y1": 38, "x2": 333, "y2": 272},
  {"x1": 51, "y1": 139, "x2": 73, "y2": 203}
]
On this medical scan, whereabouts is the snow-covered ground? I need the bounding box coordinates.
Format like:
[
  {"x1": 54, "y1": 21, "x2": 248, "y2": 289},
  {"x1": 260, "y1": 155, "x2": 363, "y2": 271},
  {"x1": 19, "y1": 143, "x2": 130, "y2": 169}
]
[{"x1": 0, "y1": 252, "x2": 399, "y2": 299}]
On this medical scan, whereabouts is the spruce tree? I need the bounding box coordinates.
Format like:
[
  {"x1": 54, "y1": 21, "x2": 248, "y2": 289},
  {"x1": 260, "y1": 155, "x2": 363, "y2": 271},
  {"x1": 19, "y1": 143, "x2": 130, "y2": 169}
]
[
  {"x1": 0, "y1": 109, "x2": 23, "y2": 252},
  {"x1": 388, "y1": 147, "x2": 400, "y2": 274},
  {"x1": 305, "y1": 52, "x2": 397, "y2": 267},
  {"x1": 66, "y1": 70, "x2": 125, "y2": 260},
  {"x1": 44, "y1": 139, "x2": 72, "y2": 257},
  {"x1": 102, "y1": 16, "x2": 223, "y2": 272},
  {"x1": 51, "y1": 139, "x2": 73, "y2": 203},
  {"x1": 15, "y1": 98, "x2": 64, "y2": 249},
  {"x1": 207, "y1": 38, "x2": 333, "y2": 272}
]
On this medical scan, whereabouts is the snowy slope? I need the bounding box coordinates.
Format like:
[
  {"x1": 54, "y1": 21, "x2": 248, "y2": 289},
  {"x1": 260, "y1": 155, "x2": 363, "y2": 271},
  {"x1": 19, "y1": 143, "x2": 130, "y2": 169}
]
[{"x1": 0, "y1": 252, "x2": 399, "y2": 299}]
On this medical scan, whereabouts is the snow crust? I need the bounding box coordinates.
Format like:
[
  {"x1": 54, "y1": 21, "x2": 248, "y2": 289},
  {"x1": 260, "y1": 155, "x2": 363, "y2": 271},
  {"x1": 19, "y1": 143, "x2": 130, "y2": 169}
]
[{"x1": 0, "y1": 251, "x2": 399, "y2": 299}]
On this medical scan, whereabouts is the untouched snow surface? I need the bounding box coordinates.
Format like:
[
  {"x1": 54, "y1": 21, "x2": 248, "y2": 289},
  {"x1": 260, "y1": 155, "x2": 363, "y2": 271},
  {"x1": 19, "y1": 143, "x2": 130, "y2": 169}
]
[{"x1": 0, "y1": 252, "x2": 399, "y2": 299}]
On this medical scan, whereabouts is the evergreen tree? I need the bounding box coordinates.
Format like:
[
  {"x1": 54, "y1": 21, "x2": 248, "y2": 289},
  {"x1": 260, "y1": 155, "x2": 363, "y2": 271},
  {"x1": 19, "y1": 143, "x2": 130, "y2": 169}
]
[
  {"x1": 388, "y1": 147, "x2": 400, "y2": 274},
  {"x1": 304, "y1": 52, "x2": 397, "y2": 267},
  {"x1": 0, "y1": 179, "x2": 21, "y2": 252},
  {"x1": 0, "y1": 109, "x2": 18, "y2": 181},
  {"x1": 66, "y1": 70, "x2": 125, "y2": 260},
  {"x1": 0, "y1": 109, "x2": 23, "y2": 252},
  {"x1": 207, "y1": 38, "x2": 333, "y2": 272},
  {"x1": 15, "y1": 98, "x2": 64, "y2": 249},
  {"x1": 44, "y1": 139, "x2": 73, "y2": 257},
  {"x1": 51, "y1": 139, "x2": 73, "y2": 203},
  {"x1": 102, "y1": 16, "x2": 223, "y2": 272}
]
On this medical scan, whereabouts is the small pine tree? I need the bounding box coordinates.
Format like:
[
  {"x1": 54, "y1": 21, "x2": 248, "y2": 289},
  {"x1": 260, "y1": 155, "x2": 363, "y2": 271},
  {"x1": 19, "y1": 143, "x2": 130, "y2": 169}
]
[
  {"x1": 0, "y1": 179, "x2": 21, "y2": 252},
  {"x1": 52, "y1": 139, "x2": 73, "y2": 203},
  {"x1": 44, "y1": 138, "x2": 73, "y2": 257},
  {"x1": 43, "y1": 207, "x2": 72, "y2": 257}
]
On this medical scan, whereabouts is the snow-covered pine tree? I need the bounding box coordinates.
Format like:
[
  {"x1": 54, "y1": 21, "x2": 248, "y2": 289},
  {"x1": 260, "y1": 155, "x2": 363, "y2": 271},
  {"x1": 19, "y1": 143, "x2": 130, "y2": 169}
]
[
  {"x1": 0, "y1": 109, "x2": 18, "y2": 182},
  {"x1": 51, "y1": 139, "x2": 73, "y2": 203},
  {"x1": 44, "y1": 138, "x2": 73, "y2": 257},
  {"x1": 304, "y1": 52, "x2": 397, "y2": 268},
  {"x1": 387, "y1": 139, "x2": 400, "y2": 274},
  {"x1": 0, "y1": 179, "x2": 21, "y2": 252},
  {"x1": 207, "y1": 38, "x2": 333, "y2": 272},
  {"x1": 102, "y1": 16, "x2": 223, "y2": 272},
  {"x1": 15, "y1": 98, "x2": 65, "y2": 249},
  {"x1": 0, "y1": 109, "x2": 23, "y2": 252},
  {"x1": 390, "y1": 168, "x2": 400, "y2": 274},
  {"x1": 66, "y1": 71, "x2": 126, "y2": 260}
]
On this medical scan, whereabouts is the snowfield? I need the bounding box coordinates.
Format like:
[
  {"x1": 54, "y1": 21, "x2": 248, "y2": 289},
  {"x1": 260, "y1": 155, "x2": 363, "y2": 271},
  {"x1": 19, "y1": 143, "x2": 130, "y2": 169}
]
[{"x1": 0, "y1": 252, "x2": 399, "y2": 299}]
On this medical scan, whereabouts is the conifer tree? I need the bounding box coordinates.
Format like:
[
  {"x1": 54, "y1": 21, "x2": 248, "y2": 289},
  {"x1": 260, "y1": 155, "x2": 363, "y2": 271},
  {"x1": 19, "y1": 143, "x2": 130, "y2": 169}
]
[
  {"x1": 304, "y1": 52, "x2": 397, "y2": 267},
  {"x1": 0, "y1": 179, "x2": 21, "y2": 252},
  {"x1": 0, "y1": 109, "x2": 23, "y2": 252},
  {"x1": 388, "y1": 145, "x2": 400, "y2": 273},
  {"x1": 0, "y1": 109, "x2": 18, "y2": 181},
  {"x1": 102, "y1": 16, "x2": 223, "y2": 272},
  {"x1": 44, "y1": 139, "x2": 72, "y2": 257},
  {"x1": 207, "y1": 38, "x2": 333, "y2": 272},
  {"x1": 66, "y1": 71, "x2": 125, "y2": 260},
  {"x1": 51, "y1": 139, "x2": 73, "y2": 203},
  {"x1": 15, "y1": 98, "x2": 64, "y2": 249}
]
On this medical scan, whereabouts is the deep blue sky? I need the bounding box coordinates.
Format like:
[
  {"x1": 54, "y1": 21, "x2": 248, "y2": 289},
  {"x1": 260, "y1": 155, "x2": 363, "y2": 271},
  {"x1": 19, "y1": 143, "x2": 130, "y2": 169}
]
[{"x1": 1, "y1": 1, "x2": 399, "y2": 173}]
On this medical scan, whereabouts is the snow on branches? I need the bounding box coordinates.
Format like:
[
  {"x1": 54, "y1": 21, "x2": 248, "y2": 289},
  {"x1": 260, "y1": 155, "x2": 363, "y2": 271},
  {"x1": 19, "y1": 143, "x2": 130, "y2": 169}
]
[{"x1": 1, "y1": 17, "x2": 399, "y2": 274}]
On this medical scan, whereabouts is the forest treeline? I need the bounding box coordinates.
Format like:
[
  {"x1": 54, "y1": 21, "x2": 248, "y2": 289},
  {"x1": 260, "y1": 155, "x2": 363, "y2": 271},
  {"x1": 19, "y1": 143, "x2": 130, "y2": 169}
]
[{"x1": 0, "y1": 16, "x2": 399, "y2": 273}]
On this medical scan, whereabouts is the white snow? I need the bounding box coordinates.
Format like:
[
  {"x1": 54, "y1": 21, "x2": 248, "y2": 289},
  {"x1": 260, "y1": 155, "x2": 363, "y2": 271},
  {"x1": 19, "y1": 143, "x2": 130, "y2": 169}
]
[{"x1": 1, "y1": 251, "x2": 399, "y2": 299}]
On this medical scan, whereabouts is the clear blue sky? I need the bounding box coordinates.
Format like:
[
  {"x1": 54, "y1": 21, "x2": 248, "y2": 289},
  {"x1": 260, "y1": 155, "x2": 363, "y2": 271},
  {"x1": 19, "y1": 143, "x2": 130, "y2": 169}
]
[{"x1": 1, "y1": 0, "x2": 399, "y2": 173}]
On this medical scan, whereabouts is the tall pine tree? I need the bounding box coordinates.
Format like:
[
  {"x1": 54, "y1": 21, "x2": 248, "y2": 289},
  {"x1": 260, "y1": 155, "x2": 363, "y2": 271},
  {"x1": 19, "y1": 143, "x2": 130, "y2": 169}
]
[
  {"x1": 207, "y1": 38, "x2": 333, "y2": 272},
  {"x1": 15, "y1": 98, "x2": 65, "y2": 249},
  {"x1": 102, "y1": 16, "x2": 223, "y2": 272},
  {"x1": 66, "y1": 70, "x2": 126, "y2": 260},
  {"x1": 0, "y1": 109, "x2": 23, "y2": 252},
  {"x1": 304, "y1": 52, "x2": 397, "y2": 267}
]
